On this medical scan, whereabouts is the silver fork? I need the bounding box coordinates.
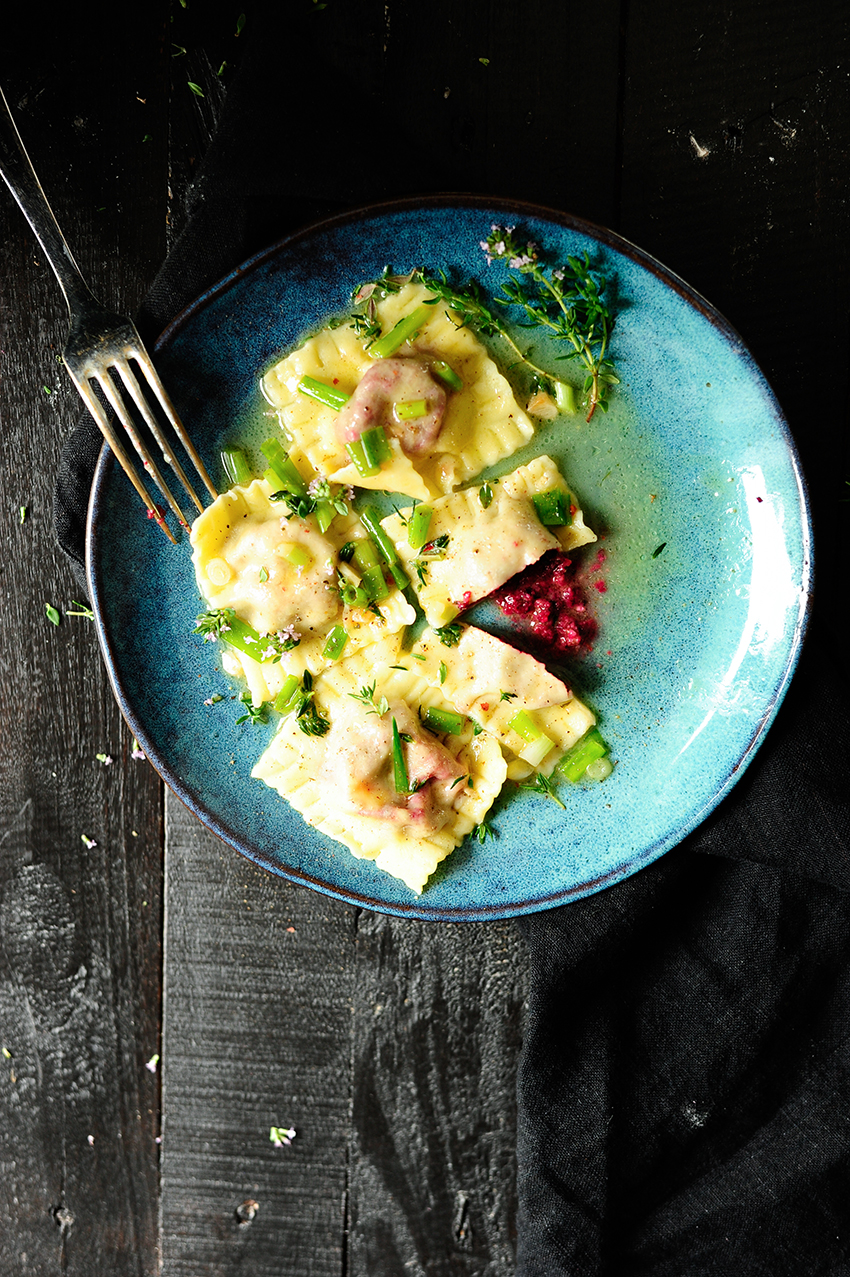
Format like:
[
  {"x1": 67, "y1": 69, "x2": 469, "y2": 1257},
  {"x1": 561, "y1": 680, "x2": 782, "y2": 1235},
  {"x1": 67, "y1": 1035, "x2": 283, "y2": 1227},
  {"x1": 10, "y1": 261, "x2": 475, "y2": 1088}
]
[{"x1": 0, "y1": 84, "x2": 217, "y2": 542}]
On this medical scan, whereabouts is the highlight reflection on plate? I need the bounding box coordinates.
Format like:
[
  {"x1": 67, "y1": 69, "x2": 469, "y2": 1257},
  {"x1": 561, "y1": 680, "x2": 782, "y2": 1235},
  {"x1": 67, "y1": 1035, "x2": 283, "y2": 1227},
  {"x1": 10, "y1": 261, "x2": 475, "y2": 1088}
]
[{"x1": 86, "y1": 198, "x2": 812, "y2": 921}]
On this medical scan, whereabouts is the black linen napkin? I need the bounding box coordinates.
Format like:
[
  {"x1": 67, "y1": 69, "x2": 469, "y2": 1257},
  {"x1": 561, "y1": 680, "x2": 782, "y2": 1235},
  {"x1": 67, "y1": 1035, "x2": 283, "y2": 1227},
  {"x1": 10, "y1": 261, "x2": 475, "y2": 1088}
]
[
  {"x1": 515, "y1": 639, "x2": 850, "y2": 1275},
  {"x1": 54, "y1": 8, "x2": 850, "y2": 1274}
]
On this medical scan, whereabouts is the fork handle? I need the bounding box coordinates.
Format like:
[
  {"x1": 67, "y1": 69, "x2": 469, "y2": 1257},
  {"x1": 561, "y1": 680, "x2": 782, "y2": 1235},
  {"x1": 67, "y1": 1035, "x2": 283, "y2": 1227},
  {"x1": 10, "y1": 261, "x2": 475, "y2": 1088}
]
[{"x1": 0, "y1": 84, "x2": 101, "y2": 319}]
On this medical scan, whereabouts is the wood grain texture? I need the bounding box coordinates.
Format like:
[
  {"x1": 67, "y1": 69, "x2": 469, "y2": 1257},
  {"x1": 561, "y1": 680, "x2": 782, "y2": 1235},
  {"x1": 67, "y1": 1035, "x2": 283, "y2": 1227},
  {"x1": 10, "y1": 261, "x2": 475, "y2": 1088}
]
[
  {"x1": 160, "y1": 796, "x2": 357, "y2": 1277},
  {"x1": 348, "y1": 915, "x2": 526, "y2": 1276},
  {"x1": 0, "y1": 10, "x2": 171, "y2": 1273},
  {"x1": 618, "y1": 0, "x2": 850, "y2": 624}
]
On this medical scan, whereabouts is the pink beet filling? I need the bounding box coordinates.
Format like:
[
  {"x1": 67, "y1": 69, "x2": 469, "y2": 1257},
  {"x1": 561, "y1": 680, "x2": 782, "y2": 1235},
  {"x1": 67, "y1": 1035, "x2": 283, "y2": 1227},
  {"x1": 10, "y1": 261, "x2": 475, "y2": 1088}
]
[{"x1": 492, "y1": 550, "x2": 599, "y2": 655}]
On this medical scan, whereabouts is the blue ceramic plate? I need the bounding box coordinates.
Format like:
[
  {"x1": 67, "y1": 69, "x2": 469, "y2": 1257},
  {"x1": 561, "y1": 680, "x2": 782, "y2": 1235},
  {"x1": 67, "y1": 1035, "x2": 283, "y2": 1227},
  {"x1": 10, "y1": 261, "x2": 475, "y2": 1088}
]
[{"x1": 87, "y1": 198, "x2": 812, "y2": 921}]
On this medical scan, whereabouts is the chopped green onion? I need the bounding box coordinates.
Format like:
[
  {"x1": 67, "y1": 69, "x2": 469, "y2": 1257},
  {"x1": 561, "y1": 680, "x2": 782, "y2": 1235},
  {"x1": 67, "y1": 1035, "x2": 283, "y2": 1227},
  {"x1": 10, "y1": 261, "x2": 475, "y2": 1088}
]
[
  {"x1": 339, "y1": 542, "x2": 356, "y2": 563},
  {"x1": 431, "y1": 360, "x2": 463, "y2": 391},
  {"x1": 353, "y1": 538, "x2": 379, "y2": 569},
  {"x1": 532, "y1": 488, "x2": 572, "y2": 527},
  {"x1": 358, "y1": 507, "x2": 398, "y2": 561},
  {"x1": 391, "y1": 717, "x2": 409, "y2": 794},
  {"x1": 521, "y1": 733, "x2": 556, "y2": 767},
  {"x1": 345, "y1": 439, "x2": 380, "y2": 477},
  {"x1": 360, "y1": 425, "x2": 391, "y2": 468},
  {"x1": 508, "y1": 709, "x2": 543, "y2": 742},
  {"x1": 369, "y1": 304, "x2": 432, "y2": 359},
  {"x1": 359, "y1": 508, "x2": 410, "y2": 591},
  {"x1": 422, "y1": 706, "x2": 465, "y2": 735},
  {"x1": 220, "y1": 446, "x2": 252, "y2": 486},
  {"x1": 407, "y1": 504, "x2": 433, "y2": 550},
  {"x1": 261, "y1": 440, "x2": 307, "y2": 495},
  {"x1": 280, "y1": 543, "x2": 313, "y2": 569},
  {"x1": 554, "y1": 380, "x2": 578, "y2": 414},
  {"x1": 273, "y1": 674, "x2": 300, "y2": 714},
  {"x1": 393, "y1": 398, "x2": 427, "y2": 421},
  {"x1": 557, "y1": 727, "x2": 610, "y2": 782},
  {"x1": 322, "y1": 625, "x2": 349, "y2": 661},
  {"x1": 361, "y1": 564, "x2": 390, "y2": 602},
  {"x1": 297, "y1": 376, "x2": 350, "y2": 412}
]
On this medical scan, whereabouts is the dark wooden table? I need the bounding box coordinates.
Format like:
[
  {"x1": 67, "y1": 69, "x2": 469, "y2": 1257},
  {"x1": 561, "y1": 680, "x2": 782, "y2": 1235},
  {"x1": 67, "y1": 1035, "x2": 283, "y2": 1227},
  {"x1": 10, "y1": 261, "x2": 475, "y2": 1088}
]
[{"x1": 1, "y1": 4, "x2": 847, "y2": 1274}]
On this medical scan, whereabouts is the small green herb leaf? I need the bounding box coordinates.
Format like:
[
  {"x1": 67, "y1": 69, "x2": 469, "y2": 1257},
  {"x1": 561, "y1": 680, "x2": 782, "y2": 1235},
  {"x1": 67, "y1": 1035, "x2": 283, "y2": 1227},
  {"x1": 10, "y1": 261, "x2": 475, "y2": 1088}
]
[
  {"x1": 519, "y1": 770, "x2": 566, "y2": 809},
  {"x1": 45, "y1": 603, "x2": 60, "y2": 626},
  {"x1": 434, "y1": 623, "x2": 462, "y2": 647}
]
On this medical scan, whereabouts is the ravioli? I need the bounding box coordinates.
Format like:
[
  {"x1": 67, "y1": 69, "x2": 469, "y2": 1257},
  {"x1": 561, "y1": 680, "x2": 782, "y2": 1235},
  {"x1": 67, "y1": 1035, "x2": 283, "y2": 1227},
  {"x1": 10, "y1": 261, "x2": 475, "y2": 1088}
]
[
  {"x1": 252, "y1": 642, "x2": 508, "y2": 893},
  {"x1": 190, "y1": 478, "x2": 415, "y2": 703},
  {"x1": 412, "y1": 626, "x2": 596, "y2": 775},
  {"x1": 260, "y1": 281, "x2": 535, "y2": 498},
  {"x1": 380, "y1": 456, "x2": 597, "y2": 628}
]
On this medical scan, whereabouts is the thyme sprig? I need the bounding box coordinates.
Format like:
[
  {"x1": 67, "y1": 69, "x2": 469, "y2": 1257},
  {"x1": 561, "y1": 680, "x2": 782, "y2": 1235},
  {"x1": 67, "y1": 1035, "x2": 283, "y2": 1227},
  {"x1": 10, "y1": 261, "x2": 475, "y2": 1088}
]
[
  {"x1": 290, "y1": 671, "x2": 331, "y2": 737},
  {"x1": 519, "y1": 769, "x2": 566, "y2": 809},
  {"x1": 270, "y1": 476, "x2": 351, "y2": 522},
  {"x1": 416, "y1": 225, "x2": 618, "y2": 421},
  {"x1": 433, "y1": 622, "x2": 462, "y2": 647},
  {"x1": 349, "y1": 680, "x2": 389, "y2": 716},
  {"x1": 236, "y1": 693, "x2": 269, "y2": 726}
]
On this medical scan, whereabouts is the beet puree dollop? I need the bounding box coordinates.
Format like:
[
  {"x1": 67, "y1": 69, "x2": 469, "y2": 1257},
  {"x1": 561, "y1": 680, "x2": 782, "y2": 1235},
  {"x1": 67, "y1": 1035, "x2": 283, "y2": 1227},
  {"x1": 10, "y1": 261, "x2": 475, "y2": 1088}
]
[{"x1": 492, "y1": 550, "x2": 598, "y2": 655}]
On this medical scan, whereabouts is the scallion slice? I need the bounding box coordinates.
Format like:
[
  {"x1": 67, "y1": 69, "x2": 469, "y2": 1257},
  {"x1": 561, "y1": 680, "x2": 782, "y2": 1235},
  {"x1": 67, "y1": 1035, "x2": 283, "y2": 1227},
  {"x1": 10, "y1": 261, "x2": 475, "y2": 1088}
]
[
  {"x1": 322, "y1": 625, "x2": 349, "y2": 661},
  {"x1": 360, "y1": 425, "x2": 391, "y2": 468},
  {"x1": 261, "y1": 439, "x2": 307, "y2": 495},
  {"x1": 532, "y1": 488, "x2": 572, "y2": 527},
  {"x1": 422, "y1": 706, "x2": 465, "y2": 735},
  {"x1": 361, "y1": 564, "x2": 390, "y2": 602},
  {"x1": 359, "y1": 508, "x2": 410, "y2": 591},
  {"x1": 508, "y1": 709, "x2": 542, "y2": 742},
  {"x1": 520, "y1": 733, "x2": 556, "y2": 767},
  {"x1": 297, "y1": 376, "x2": 351, "y2": 412},
  {"x1": 273, "y1": 674, "x2": 300, "y2": 714},
  {"x1": 557, "y1": 728, "x2": 610, "y2": 782},
  {"x1": 369, "y1": 304, "x2": 432, "y2": 359},
  {"x1": 220, "y1": 446, "x2": 252, "y2": 486},
  {"x1": 391, "y1": 717, "x2": 409, "y2": 794},
  {"x1": 407, "y1": 504, "x2": 433, "y2": 550},
  {"x1": 431, "y1": 360, "x2": 463, "y2": 391},
  {"x1": 554, "y1": 380, "x2": 578, "y2": 414},
  {"x1": 346, "y1": 438, "x2": 380, "y2": 478},
  {"x1": 393, "y1": 398, "x2": 428, "y2": 421}
]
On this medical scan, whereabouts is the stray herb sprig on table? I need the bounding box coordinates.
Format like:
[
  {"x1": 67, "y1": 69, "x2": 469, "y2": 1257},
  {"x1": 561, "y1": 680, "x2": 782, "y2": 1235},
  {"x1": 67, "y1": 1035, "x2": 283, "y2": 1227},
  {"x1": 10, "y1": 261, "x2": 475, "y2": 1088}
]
[{"x1": 416, "y1": 224, "x2": 618, "y2": 421}]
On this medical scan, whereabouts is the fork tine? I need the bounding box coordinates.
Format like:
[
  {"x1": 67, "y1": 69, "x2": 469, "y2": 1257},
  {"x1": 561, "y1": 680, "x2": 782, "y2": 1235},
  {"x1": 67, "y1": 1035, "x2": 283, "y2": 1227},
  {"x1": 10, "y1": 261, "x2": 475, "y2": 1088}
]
[
  {"x1": 129, "y1": 346, "x2": 218, "y2": 503},
  {"x1": 68, "y1": 369, "x2": 178, "y2": 544},
  {"x1": 121, "y1": 359, "x2": 208, "y2": 514},
  {"x1": 92, "y1": 364, "x2": 195, "y2": 531}
]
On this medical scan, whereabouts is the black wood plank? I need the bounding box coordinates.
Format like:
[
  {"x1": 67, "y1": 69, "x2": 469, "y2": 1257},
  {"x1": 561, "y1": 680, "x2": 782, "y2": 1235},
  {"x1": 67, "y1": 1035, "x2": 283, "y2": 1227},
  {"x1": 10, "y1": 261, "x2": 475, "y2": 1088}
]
[
  {"x1": 0, "y1": 9, "x2": 172, "y2": 1273},
  {"x1": 160, "y1": 799, "x2": 357, "y2": 1277},
  {"x1": 618, "y1": 0, "x2": 850, "y2": 624},
  {"x1": 348, "y1": 915, "x2": 527, "y2": 1276}
]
